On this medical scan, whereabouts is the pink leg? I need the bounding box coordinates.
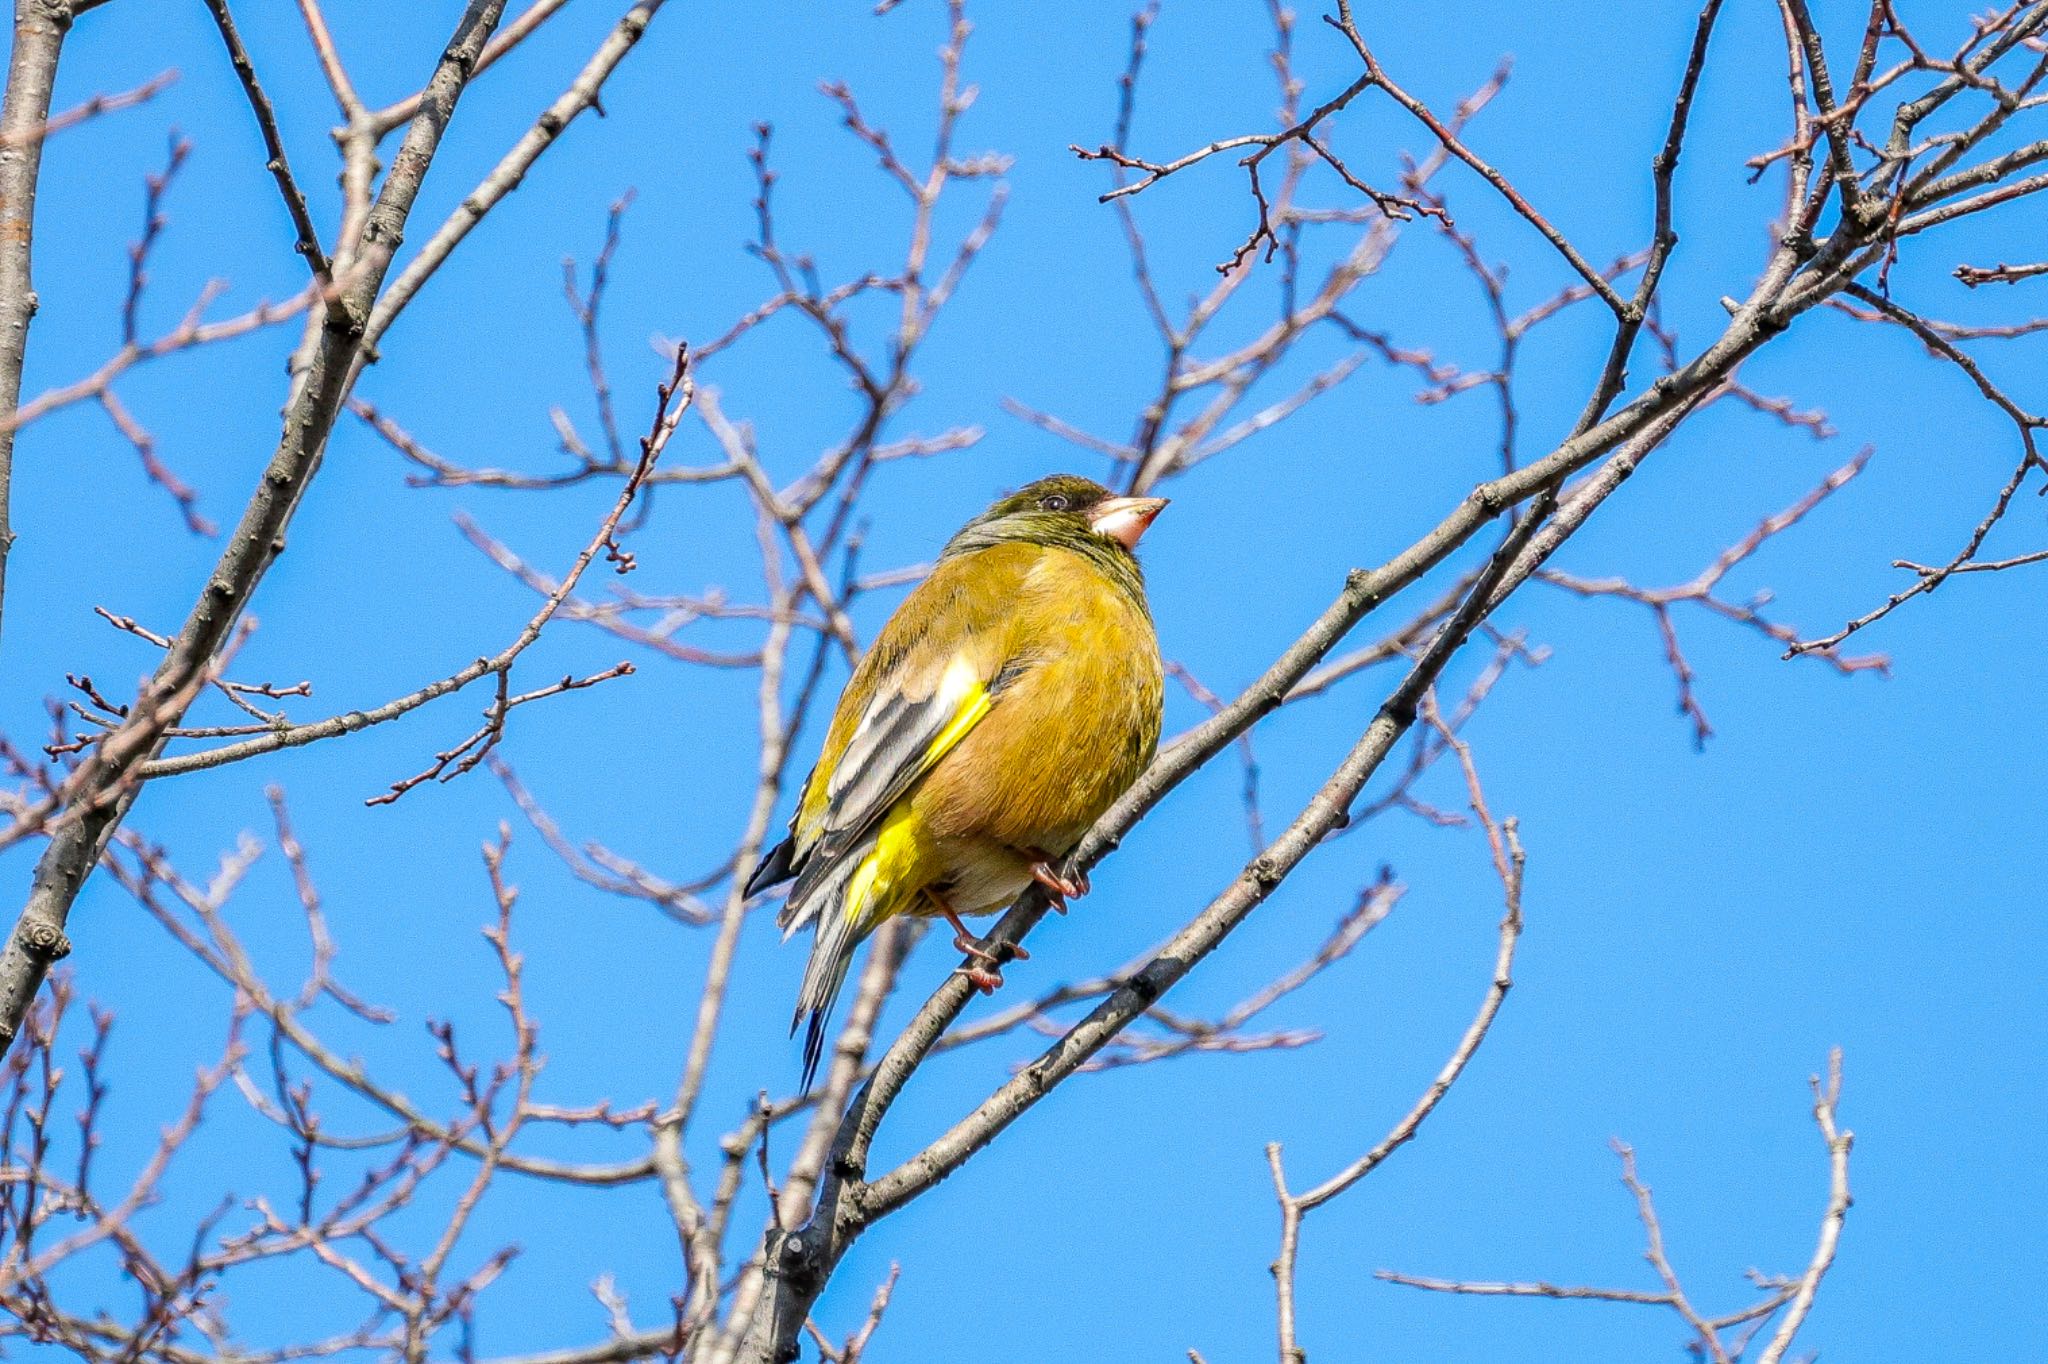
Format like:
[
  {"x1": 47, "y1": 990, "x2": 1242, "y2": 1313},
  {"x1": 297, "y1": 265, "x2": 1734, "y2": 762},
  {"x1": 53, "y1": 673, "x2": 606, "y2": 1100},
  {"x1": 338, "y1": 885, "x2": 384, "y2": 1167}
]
[
  {"x1": 935, "y1": 899, "x2": 1025, "y2": 994},
  {"x1": 1027, "y1": 854, "x2": 1087, "y2": 912}
]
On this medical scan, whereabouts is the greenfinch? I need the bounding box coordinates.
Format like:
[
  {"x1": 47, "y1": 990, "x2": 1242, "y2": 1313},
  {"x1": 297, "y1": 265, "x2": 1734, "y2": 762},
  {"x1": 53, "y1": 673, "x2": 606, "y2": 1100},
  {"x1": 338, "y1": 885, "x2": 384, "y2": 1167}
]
[{"x1": 746, "y1": 474, "x2": 1168, "y2": 1086}]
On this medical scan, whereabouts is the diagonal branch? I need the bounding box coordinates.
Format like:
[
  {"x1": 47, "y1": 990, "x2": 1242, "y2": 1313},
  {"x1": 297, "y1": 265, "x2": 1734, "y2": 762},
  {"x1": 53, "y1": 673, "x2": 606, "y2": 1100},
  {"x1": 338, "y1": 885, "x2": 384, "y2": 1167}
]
[
  {"x1": 1326, "y1": 1, "x2": 1629, "y2": 316},
  {"x1": 136, "y1": 350, "x2": 692, "y2": 786},
  {"x1": 724, "y1": 365, "x2": 1739, "y2": 1358},
  {"x1": 364, "y1": 0, "x2": 670, "y2": 356},
  {"x1": 0, "y1": 0, "x2": 515, "y2": 1058},
  {"x1": 1265, "y1": 689, "x2": 1523, "y2": 1364},
  {"x1": 200, "y1": 0, "x2": 333, "y2": 283}
]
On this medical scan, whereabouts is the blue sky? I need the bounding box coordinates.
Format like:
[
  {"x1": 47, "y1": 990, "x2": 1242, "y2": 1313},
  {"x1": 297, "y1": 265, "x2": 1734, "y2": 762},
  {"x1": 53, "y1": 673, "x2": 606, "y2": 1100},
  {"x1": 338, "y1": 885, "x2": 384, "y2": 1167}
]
[{"x1": 2, "y1": 1, "x2": 2044, "y2": 1360}]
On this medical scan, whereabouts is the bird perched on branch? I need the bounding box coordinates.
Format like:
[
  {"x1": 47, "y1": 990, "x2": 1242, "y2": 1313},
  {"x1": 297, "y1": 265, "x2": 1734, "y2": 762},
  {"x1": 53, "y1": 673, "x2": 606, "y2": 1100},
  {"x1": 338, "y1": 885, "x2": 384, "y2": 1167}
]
[{"x1": 746, "y1": 474, "x2": 1168, "y2": 1088}]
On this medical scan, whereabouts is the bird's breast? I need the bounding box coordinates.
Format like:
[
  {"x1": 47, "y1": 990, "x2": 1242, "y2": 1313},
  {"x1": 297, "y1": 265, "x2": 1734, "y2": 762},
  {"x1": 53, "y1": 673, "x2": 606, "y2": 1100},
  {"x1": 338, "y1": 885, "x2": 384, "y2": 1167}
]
[{"x1": 915, "y1": 548, "x2": 1163, "y2": 855}]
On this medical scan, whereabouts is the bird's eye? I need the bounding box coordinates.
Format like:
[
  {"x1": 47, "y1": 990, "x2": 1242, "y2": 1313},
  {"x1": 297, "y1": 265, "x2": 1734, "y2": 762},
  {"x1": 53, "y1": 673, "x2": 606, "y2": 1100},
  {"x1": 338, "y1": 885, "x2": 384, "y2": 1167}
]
[{"x1": 1039, "y1": 494, "x2": 1070, "y2": 512}]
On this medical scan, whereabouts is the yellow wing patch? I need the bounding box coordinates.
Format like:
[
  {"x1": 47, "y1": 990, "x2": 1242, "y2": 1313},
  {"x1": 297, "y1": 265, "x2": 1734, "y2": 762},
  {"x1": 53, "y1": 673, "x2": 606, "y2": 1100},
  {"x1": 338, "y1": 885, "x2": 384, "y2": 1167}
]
[
  {"x1": 840, "y1": 672, "x2": 989, "y2": 928},
  {"x1": 842, "y1": 801, "x2": 921, "y2": 927},
  {"x1": 925, "y1": 675, "x2": 991, "y2": 764},
  {"x1": 791, "y1": 652, "x2": 996, "y2": 919}
]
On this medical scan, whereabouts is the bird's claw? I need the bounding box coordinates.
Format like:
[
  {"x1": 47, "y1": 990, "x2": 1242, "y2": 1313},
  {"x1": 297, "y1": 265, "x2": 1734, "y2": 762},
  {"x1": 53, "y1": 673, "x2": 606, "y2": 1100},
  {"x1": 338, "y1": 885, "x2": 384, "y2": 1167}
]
[
  {"x1": 954, "y1": 963, "x2": 1004, "y2": 995},
  {"x1": 951, "y1": 927, "x2": 1026, "y2": 964},
  {"x1": 950, "y1": 927, "x2": 1024, "y2": 995},
  {"x1": 1029, "y1": 859, "x2": 1087, "y2": 912}
]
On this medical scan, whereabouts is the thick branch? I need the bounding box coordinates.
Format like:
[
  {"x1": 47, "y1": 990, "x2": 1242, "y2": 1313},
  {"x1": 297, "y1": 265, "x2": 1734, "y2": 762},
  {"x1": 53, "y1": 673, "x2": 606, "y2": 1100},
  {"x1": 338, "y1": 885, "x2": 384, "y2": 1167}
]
[
  {"x1": 0, "y1": 0, "x2": 513, "y2": 1057},
  {"x1": 0, "y1": 0, "x2": 74, "y2": 647},
  {"x1": 723, "y1": 368, "x2": 1736, "y2": 1358}
]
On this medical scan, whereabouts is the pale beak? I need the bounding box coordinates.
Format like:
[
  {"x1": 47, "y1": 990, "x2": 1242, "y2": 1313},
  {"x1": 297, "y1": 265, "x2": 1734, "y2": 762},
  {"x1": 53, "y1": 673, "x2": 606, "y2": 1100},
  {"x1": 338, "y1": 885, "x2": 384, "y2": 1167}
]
[{"x1": 1089, "y1": 496, "x2": 1168, "y2": 550}]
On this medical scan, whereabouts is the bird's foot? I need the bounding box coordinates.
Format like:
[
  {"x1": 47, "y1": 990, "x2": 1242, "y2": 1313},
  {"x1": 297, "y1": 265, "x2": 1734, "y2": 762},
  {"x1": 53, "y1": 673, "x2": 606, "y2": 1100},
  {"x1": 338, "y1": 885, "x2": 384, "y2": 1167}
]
[
  {"x1": 1028, "y1": 857, "x2": 1088, "y2": 912},
  {"x1": 950, "y1": 933, "x2": 1022, "y2": 994},
  {"x1": 939, "y1": 904, "x2": 1023, "y2": 995},
  {"x1": 951, "y1": 926, "x2": 1027, "y2": 965},
  {"x1": 954, "y1": 961, "x2": 1004, "y2": 995}
]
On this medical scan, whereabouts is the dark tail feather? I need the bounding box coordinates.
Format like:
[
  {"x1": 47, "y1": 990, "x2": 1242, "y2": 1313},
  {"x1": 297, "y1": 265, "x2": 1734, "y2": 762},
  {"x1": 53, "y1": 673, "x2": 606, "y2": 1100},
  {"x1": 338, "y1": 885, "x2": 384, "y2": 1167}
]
[
  {"x1": 790, "y1": 867, "x2": 868, "y2": 1091},
  {"x1": 745, "y1": 836, "x2": 799, "y2": 900},
  {"x1": 799, "y1": 1011, "x2": 833, "y2": 1094}
]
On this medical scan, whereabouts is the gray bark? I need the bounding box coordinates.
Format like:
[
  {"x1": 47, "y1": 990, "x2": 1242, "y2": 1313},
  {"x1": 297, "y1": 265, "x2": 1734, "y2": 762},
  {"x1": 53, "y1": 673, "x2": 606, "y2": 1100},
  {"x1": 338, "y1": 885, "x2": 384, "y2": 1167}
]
[
  {"x1": 0, "y1": 0, "x2": 510, "y2": 1055},
  {"x1": 0, "y1": 0, "x2": 74, "y2": 650}
]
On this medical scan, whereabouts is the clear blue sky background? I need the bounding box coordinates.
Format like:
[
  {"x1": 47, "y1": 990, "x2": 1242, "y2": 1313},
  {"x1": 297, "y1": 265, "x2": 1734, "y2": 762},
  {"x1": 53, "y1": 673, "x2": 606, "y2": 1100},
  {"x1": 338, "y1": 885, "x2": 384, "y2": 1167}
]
[{"x1": 2, "y1": 1, "x2": 2043, "y2": 1360}]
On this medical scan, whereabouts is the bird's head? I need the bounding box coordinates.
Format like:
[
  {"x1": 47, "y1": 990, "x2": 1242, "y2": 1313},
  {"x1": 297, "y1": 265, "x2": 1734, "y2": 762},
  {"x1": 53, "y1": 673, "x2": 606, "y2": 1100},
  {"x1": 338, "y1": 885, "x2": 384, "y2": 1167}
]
[{"x1": 952, "y1": 474, "x2": 1169, "y2": 557}]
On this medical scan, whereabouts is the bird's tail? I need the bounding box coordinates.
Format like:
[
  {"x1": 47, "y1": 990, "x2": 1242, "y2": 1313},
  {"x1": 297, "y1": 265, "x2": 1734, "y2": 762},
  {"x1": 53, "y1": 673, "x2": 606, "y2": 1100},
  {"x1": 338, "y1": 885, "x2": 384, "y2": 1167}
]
[
  {"x1": 795, "y1": 922, "x2": 859, "y2": 1092},
  {"x1": 744, "y1": 835, "x2": 798, "y2": 900},
  {"x1": 788, "y1": 845, "x2": 900, "y2": 1091}
]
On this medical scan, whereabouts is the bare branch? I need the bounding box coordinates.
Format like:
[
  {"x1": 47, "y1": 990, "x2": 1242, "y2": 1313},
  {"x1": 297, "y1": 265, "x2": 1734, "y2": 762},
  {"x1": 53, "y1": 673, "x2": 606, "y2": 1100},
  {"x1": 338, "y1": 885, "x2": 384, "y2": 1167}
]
[
  {"x1": 1378, "y1": 1055, "x2": 1852, "y2": 1363},
  {"x1": 0, "y1": 0, "x2": 518, "y2": 1057},
  {"x1": 0, "y1": 66, "x2": 174, "y2": 150},
  {"x1": 1955, "y1": 258, "x2": 2048, "y2": 285},
  {"x1": 366, "y1": 0, "x2": 672, "y2": 355},
  {"x1": 200, "y1": 0, "x2": 332, "y2": 282},
  {"x1": 1265, "y1": 690, "x2": 1523, "y2": 1364},
  {"x1": 0, "y1": 0, "x2": 77, "y2": 645},
  {"x1": 138, "y1": 349, "x2": 693, "y2": 786},
  {"x1": 1755, "y1": 1049, "x2": 1854, "y2": 1364}
]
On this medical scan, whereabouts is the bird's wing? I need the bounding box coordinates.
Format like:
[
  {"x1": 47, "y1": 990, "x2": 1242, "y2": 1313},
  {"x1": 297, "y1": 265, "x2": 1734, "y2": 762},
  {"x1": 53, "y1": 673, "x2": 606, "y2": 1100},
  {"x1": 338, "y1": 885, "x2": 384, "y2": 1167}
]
[
  {"x1": 749, "y1": 544, "x2": 1041, "y2": 922},
  {"x1": 748, "y1": 547, "x2": 1031, "y2": 885},
  {"x1": 829, "y1": 652, "x2": 992, "y2": 841},
  {"x1": 776, "y1": 649, "x2": 1008, "y2": 937}
]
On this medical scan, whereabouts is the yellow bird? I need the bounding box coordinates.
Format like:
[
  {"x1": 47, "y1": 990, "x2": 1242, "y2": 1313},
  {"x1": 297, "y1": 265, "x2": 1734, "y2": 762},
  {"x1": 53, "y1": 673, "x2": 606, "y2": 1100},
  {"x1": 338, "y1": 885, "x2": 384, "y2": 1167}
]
[{"x1": 745, "y1": 474, "x2": 1168, "y2": 1085}]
